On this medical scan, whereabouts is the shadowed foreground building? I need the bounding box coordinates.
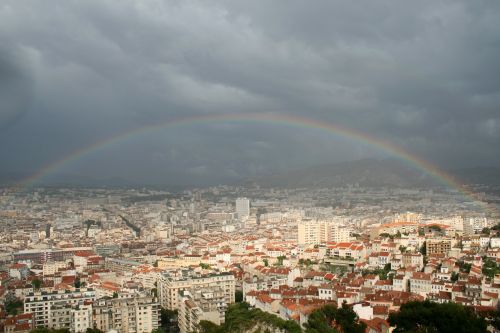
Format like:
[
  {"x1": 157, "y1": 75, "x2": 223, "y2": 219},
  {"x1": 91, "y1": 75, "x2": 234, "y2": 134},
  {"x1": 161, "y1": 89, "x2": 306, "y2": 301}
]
[
  {"x1": 93, "y1": 296, "x2": 160, "y2": 333},
  {"x1": 178, "y1": 287, "x2": 227, "y2": 333}
]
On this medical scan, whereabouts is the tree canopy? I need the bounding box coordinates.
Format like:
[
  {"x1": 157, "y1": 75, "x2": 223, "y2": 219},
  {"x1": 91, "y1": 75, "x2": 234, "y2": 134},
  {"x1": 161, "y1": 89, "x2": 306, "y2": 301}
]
[
  {"x1": 304, "y1": 303, "x2": 365, "y2": 333},
  {"x1": 482, "y1": 257, "x2": 500, "y2": 278},
  {"x1": 5, "y1": 299, "x2": 23, "y2": 315},
  {"x1": 388, "y1": 300, "x2": 487, "y2": 333},
  {"x1": 32, "y1": 279, "x2": 42, "y2": 290},
  {"x1": 198, "y1": 302, "x2": 301, "y2": 333}
]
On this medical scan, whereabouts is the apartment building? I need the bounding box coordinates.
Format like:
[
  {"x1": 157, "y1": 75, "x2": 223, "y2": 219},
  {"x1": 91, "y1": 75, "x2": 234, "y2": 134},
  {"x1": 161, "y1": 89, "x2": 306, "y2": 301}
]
[
  {"x1": 13, "y1": 248, "x2": 93, "y2": 264},
  {"x1": 47, "y1": 304, "x2": 72, "y2": 330},
  {"x1": 178, "y1": 287, "x2": 227, "y2": 333},
  {"x1": 94, "y1": 244, "x2": 121, "y2": 257},
  {"x1": 236, "y1": 197, "x2": 250, "y2": 219},
  {"x1": 105, "y1": 257, "x2": 141, "y2": 274},
  {"x1": 158, "y1": 271, "x2": 235, "y2": 310},
  {"x1": 46, "y1": 302, "x2": 93, "y2": 332},
  {"x1": 93, "y1": 296, "x2": 160, "y2": 333},
  {"x1": 374, "y1": 222, "x2": 419, "y2": 237},
  {"x1": 401, "y1": 253, "x2": 424, "y2": 269},
  {"x1": 23, "y1": 289, "x2": 96, "y2": 328},
  {"x1": 426, "y1": 239, "x2": 452, "y2": 255},
  {"x1": 409, "y1": 272, "x2": 432, "y2": 296},
  {"x1": 297, "y1": 219, "x2": 351, "y2": 245},
  {"x1": 71, "y1": 303, "x2": 93, "y2": 333},
  {"x1": 42, "y1": 261, "x2": 68, "y2": 276}
]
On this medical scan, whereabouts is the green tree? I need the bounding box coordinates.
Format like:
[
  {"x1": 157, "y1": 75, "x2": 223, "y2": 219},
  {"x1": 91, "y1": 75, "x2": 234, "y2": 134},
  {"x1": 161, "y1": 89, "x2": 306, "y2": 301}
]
[
  {"x1": 429, "y1": 225, "x2": 442, "y2": 232},
  {"x1": 112, "y1": 292, "x2": 118, "y2": 298},
  {"x1": 482, "y1": 227, "x2": 491, "y2": 235},
  {"x1": 150, "y1": 329, "x2": 166, "y2": 333},
  {"x1": 389, "y1": 300, "x2": 487, "y2": 333},
  {"x1": 362, "y1": 263, "x2": 392, "y2": 280},
  {"x1": 85, "y1": 328, "x2": 104, "y2": 333},
  {"x1": 276, "y1": 255, "x2": 286, "y2": 266},
  {"x1": 305, "y1": 303, "x2": 365, "y2": 333},
  {"x1": 458, "y1": 261, "x2": 472, "y2": 274},
  {"x1": 202, "y1": 302, "x2": 301, "y2": 333},
  {"x1": 235, "y1": 290, "x2": 244, "y2": 303},
  {"x1": 263, "y1": 259, "x2": 269, "y2": 267},
  {"x1": 160, "y1": 308, "x2": 178, "y2": 329},
  {"x1": 226, "y1": 303, "x2": 300, "y2": 333},
  {"x1": 199, "y1": 320, "x2": 223, "y2": 333},
  {"x1": 488, "y1": 308, "x2": 500, "y2": 331},
  {"x1": 32, "y1": 278, "x2": 42, "y2": 290},
  {"x1": 420, "y1": 241, "x2": 427, "y2": 256},
  {"x1": 74, "y1": 277, "x2": 81, "y2": 288},
  {"x1": 5, "y1": 299, "x2": 23, "y2": 315},
  {"x1": 482, "y1": 258, "x2": 500, "y2": 278}
]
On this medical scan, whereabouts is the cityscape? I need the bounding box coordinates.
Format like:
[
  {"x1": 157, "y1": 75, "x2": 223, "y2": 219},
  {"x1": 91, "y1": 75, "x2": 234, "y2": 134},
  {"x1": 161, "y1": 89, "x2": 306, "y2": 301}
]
[
  {"x1": 1, "y1": 184, "x2": 499, "y2": 333},
  {"x1": 1, "y1": 1, "x2": 500, "y2": 333}
]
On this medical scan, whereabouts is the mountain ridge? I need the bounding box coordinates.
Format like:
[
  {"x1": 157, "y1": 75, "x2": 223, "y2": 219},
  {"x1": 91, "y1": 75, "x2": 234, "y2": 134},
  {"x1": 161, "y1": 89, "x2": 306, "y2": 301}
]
[
  {"x1": 1, "y1": 159, "x2": 499, "y2": 188},
  {"x1": 243, "y1": 158, "x2": 500, "y2": 188}
]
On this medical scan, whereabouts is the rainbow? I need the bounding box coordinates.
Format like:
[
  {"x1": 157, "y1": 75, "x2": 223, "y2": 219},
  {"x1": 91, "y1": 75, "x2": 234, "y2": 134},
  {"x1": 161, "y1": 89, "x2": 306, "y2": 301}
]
[{"x1": 15, "y1": 112, "x2": 488, "y2": 210}]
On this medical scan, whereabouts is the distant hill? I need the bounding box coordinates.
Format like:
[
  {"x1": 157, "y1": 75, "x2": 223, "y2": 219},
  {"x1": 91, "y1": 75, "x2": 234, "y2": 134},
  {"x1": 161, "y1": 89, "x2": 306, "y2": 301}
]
[
  {"x1": 0, "y1": 172, "x2": 138, "y2": 188},
  {"x1": 244, "y1": 159, "x2": 500, "y2": 188},
  {"x1": 1, "y1": 159, "x2": 499, "y2": 188},
  {"x1": 450, "y1": 167, "x2": 500, "y2": 186}
]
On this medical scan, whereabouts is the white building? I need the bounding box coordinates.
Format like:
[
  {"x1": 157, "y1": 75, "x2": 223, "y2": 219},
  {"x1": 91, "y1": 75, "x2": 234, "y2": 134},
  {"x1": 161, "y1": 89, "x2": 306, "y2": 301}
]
[
  {"x1": 71, "y1": 303, "x2": 93, "y2": 333},
  {"x1": 158, "y1": 271, "x2": 235, "y2": 310},
  {"x1": 409, "y1": 272, "x2": 432, "y2": 296},
  {"x1": 235, "y1": 198, "x2": 250, "y2": 219},
  {"x1": 298, "y1": 219, "x2": 351, "y2": 245},
  {"x1": 24, "y1": 289, "x2": 96, "y2": 328},
  {"x1": 43, "y1": 261, "x2": 68, "y2": 276}
]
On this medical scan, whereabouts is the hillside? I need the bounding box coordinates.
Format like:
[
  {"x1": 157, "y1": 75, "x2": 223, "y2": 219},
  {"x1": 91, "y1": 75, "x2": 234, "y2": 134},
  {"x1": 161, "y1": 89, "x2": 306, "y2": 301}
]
[{"x1": 245, "y1": 158, "x2": 500, "y2": 188}]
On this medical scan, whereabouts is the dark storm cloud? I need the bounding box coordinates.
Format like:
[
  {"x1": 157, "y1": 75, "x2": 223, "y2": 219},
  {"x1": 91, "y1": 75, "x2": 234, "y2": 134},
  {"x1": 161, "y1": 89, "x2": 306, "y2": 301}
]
[
  {"x1": 0, "y1": 45, "x2": 34, "y2": 130},
  {"x1": 0, "y1": 0, "x2": 499, "y2": 184}
]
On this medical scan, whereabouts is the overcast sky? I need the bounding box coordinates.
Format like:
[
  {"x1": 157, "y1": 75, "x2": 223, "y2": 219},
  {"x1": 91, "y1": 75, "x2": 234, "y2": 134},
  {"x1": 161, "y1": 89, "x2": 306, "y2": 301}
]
[{"x1": 1, "y1": 0, "x2": 499, "y2": 186}]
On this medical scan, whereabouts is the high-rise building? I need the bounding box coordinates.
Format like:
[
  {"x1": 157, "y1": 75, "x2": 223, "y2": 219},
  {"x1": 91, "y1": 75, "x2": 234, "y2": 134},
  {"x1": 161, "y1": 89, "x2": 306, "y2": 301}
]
[
  {"x1": 235, "y1": 197, "x2": 250, "y2": 219},
  {"x1": 158, "y1": 271, "x2": 235, "y2": 310},
  {"x1": 297, "y1": 218, "x2": 351, "y2": 245},
  {"x1": 298, "y1": 219, "x2": 322, "y2": 245}
]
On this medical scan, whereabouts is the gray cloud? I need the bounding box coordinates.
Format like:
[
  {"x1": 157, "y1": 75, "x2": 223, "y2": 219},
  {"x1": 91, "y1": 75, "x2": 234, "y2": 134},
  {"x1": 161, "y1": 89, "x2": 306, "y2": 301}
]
[
  {"x1": 0, "y1": 0, "x2": 499, "y2": 185},
  {"x1": 0, "y1": 46, "x2": 34, "y2": 130}
]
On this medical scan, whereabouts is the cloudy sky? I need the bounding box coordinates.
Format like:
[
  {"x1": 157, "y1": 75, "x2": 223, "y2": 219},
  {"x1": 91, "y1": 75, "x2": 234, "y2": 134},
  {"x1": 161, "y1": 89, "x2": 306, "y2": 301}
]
[{"x1": 1, "y1": 0, "x2": 499, "y2": 186}]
